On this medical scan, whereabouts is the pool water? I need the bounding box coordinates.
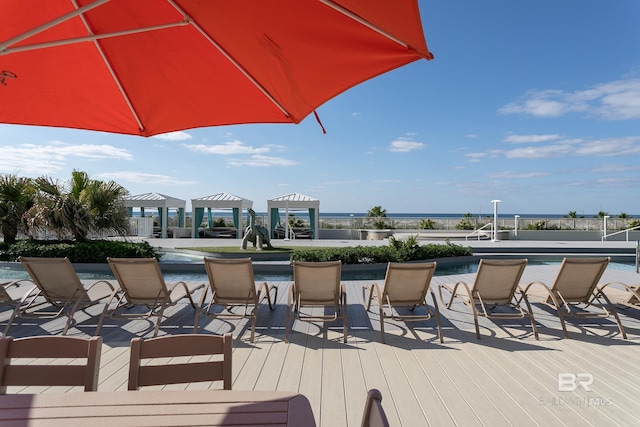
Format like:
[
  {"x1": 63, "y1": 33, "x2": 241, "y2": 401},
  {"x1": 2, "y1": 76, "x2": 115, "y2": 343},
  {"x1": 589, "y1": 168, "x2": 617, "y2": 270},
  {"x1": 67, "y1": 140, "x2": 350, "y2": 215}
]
[{"x1": 1, "y1": 259, "x2": 636, "y2": 283}]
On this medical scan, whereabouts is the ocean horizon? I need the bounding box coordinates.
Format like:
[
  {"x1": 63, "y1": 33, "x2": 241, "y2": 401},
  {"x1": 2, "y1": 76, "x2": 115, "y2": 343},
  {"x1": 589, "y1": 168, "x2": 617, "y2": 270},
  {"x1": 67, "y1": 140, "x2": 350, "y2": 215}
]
[{"x1": 130, "y1": 211, "x2": 631, "y2": 220}]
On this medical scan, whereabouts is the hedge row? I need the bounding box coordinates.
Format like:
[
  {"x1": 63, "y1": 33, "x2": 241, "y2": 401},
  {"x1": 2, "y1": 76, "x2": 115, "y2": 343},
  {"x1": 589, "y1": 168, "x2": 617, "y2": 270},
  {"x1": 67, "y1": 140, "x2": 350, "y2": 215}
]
[
  {"x1": 0, "y1": 240, "x2": 160, "y2": 263},
  {"x1": 290, "y1": 242, "x2": 472, "y2": 264}
]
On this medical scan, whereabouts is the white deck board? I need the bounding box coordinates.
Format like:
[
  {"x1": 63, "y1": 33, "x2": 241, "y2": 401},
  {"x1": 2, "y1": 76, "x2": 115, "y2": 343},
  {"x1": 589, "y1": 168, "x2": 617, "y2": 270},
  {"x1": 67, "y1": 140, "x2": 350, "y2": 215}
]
[{"x1": 1, "y1": 265, "x2": 640, "y2": 426}]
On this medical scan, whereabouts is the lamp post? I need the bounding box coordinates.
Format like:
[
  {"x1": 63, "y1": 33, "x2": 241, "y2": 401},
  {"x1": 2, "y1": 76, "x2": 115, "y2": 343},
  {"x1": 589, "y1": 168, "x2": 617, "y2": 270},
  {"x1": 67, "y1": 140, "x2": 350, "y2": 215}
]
[
  {"x1": 349, "y1": 213, "x2": 354, "y2": 240},
  {"x1": 491, "y1": 200, "x2": 501, "y2": 242},
  {"x1": 514, "y1": 215, "x2": 520, "y2": 240}
]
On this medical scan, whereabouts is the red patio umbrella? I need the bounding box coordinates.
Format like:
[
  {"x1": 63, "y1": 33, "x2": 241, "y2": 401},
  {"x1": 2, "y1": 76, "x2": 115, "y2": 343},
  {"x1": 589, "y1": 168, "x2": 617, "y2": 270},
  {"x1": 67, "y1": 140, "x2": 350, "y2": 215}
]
[{"x1": 0, "y1": 0, "x2": 433, "y2": 137}]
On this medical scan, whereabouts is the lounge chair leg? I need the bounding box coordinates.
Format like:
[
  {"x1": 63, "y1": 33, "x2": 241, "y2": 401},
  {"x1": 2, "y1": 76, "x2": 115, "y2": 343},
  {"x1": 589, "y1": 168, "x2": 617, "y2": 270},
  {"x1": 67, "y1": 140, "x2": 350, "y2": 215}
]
[
  {"x1": 2, "y1": 305, "x2": 21, "y2": 337},
  {"x1": 520, "y1": 294, "x2": 539, "y2": 340},
  {"x1": 472, "y1": 306, "x2": 481, "y2": 339},
  {"x1": 597, "y1": 291, "x2": 627, "y2": 339},
  {"x1": 285, "y1": 318, "x2": 291, "y2": 343},
  {"x1": 362, "y1": 285, "x2": 375, "y2": 311},
  {"x1": 379, "y1": 305, "x2": 385, "y2": 344},
  {"x1": 556, "y1": 308, "x2": 569, "y2": 339},
  {"x1": 343, "y1": 293, "x2": 348, "y2": 344},
  {"x1": 430, "y1": 292, "x2": 444, "y2": 343},
  {"x1": 153, "y1": 304, "x2": 168, "y2": 338},
  {"x1": 250, "y1": 312, "x2": 256, "y2": 343}
]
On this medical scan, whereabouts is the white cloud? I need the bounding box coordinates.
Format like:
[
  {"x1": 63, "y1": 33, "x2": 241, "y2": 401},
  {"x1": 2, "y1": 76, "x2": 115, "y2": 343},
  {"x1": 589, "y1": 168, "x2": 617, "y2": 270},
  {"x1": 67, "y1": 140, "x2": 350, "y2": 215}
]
[
  {"x1": 465, "y1": 152, "x2": 486, "y2": 163},
  {"x1": 226, "y1": 155, "x2": 298, "y2": 167},
  {"x1": 499, "y1": 78, "x2": 640, "y2": 120},
  {"x1": 324, "y1": 179, "x2": 361, "y2": 185},
  {"x1": 182, "y1": 140, "x2": 270, "y2": 155},
  {"x1": 97, "y1": 172, "x2": 198, "y2": 185},
  {"x1": 486, "y1": 171, "x2": 550, "y2": 179},
  {"x1": 152, "y1": 131, "x2": 193, "y2": 141},
  {"x1": 503, "y1": 134, "x2": 561, "y2": 144},
  {"x1": 505, "y1": 137, "x2": 640, "y2": 159},
  {"x1": 388, "y1": 139, "x2": 425, "y2": 153},
  {"x1": 0, "y1": 143, "x2": 132, "y2": 174},
  {"x1": 590, "y1": 164, "x2": 637, "y2": 173}
]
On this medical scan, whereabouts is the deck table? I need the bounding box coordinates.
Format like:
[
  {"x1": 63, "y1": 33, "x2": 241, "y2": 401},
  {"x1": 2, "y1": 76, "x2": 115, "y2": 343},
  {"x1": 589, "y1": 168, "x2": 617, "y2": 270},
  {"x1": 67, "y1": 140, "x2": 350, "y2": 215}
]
[{"x1": 0, "y1": 389, "x2": 316, "y2": 426}]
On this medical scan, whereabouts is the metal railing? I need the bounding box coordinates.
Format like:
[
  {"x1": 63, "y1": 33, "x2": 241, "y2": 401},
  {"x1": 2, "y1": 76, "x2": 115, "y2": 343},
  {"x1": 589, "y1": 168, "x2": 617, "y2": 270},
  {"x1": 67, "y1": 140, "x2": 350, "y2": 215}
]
[
  {"x1": 465, "y1": 223, "x2": 493, "y2": 241},
  {"x1": 602, "y1": 225, "x2": 640, "y2": 241}
]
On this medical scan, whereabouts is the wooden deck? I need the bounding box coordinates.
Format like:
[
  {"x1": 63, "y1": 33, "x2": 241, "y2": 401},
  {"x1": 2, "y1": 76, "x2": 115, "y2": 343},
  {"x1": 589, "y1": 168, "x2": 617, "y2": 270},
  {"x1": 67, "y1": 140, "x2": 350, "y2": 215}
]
[{"x1": 2, "y1": 265, "x2": 640, "y2": 426}]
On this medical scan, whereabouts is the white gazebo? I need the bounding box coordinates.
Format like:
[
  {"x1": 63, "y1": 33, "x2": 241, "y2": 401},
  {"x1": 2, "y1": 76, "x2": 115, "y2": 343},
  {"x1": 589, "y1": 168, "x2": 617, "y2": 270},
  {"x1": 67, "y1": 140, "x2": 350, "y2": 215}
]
[
  {"x1": 191, "y1": 192, "x2": 253, "y2": 238},
  {"x1": 125, "y1": 192, "x2": 186, "y2": 239},
  {"x1": 267, "y1": 193, "x2": 320, "y2": 239}
]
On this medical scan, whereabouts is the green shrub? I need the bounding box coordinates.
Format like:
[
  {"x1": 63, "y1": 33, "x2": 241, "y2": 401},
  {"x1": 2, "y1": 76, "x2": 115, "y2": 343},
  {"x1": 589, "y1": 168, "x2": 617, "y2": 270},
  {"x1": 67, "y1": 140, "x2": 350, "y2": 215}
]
[
  {"x1": 419, "y1": 218, "x2": 436, "y2": 229},
  {"x1": 213, "y1": 217, "x2": 228, "y2": 227},
  {"x1": 0, "y1": 239, "x2": 160, "y2": 263},
  {"x1": 290, "y1": 240, "x2": 471, "y2": 264}
]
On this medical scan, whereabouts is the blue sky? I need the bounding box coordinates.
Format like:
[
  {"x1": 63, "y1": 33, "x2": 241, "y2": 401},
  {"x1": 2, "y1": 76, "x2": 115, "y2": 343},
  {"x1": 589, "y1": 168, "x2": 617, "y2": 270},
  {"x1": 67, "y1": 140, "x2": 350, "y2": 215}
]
[{"x1": 2, "y1": 0, "x2": 640, "y2": 216}]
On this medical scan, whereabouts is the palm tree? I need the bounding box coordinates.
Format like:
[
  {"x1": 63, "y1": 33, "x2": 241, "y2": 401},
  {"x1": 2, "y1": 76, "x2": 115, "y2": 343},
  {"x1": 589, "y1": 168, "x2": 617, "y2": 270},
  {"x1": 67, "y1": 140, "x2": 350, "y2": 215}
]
[
  {"x1": 28, "y1": 170, "x2": 129, "y2": 242},
  {"x1": 367, "y1": 206, "x2": 388, "y2": 230},
  {"x1": 0, "y1": 174, "x2": 36, "y2": 243},
  {"x1": 367, "y1": 206, "x2": 387, "y2": 218}
]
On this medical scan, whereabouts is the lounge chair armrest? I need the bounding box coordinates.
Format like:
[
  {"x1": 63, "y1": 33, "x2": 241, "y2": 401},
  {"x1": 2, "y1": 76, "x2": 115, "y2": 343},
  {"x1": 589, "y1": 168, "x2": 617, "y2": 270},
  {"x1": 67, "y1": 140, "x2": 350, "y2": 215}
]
[
  {"x1": 258, "y1": 282, "x2": 277, "y2": 309},
  {"x1": 86, "y1": 280, "x2": 117, "y2": 292},
  {"x1": 598, "y1": 281, "x2": 636, "y2": 293},
  {"x1": 438, "y1": 281, "x2": 472, "y2": 308},
  {"x1": 4, "y1": 279, "x2": 35, "y2": 290},
  {"x1": 167, "y1": 281, "x2": 190, "y2": 293}
]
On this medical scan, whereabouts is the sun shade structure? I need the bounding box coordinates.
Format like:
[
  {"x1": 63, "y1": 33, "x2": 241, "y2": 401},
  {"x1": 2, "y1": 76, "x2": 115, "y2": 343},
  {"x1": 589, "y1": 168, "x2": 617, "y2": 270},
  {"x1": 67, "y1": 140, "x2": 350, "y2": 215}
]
[
  {"x1": 191, "y1": 193, "x2": 253, "y2": 239},
  {"x1": 267, "y1": 193, "x2": 320, "y2": 239},
  {"x1": 125, "y1": 192, "x2": 186, "y2": 239},
  {"x1": 0, "y1": 0, "x2": 433, "y2": 136}
]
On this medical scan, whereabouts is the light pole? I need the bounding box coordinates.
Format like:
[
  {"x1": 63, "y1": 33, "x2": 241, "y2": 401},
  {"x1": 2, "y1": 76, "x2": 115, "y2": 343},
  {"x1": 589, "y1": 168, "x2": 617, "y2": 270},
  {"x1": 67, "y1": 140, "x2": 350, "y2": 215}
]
[
  {"x1": 349, "y1": 213, "x2": 354, "y2": 240},
  {"x1": 514, "y1": 215, "x2": 520, "y2": 240},
  {"x1": 491, "y1": 200, "x2": 501, "y2": 242}
]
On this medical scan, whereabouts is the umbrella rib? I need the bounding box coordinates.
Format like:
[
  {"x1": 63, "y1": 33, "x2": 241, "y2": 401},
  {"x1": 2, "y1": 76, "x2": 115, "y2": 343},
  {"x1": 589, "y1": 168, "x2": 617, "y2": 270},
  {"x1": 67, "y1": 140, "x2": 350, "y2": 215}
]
[
  {"x1": 166, "y1": 0, "x2": 292, "y2": 120},
  {"x1": 71, "y1": 0, "x2": 146, "y2": 134},
  {"x1": 319, "y1": 0, "x2": 431, "y2": 58},
  {"x1": 1, "y1": 22, "x2": 189, "y2": 56},
  {"x1": 0, "y1": 0, "x2": 110, "y2": 54}
]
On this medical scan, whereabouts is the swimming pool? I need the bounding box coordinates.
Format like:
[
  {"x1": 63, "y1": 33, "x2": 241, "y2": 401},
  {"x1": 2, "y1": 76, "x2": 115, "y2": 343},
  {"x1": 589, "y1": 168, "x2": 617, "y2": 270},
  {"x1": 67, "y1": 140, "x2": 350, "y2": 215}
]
[{"x1": 1, "y1": 257, "x2": 636, "y2": 282}]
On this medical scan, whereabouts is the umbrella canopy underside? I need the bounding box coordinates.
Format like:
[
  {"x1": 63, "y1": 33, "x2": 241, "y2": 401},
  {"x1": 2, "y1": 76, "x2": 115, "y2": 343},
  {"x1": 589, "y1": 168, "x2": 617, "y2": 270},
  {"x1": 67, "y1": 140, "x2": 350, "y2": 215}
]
[{"x1": 0, "y1": 0, "x2": 432, "y2": 136}]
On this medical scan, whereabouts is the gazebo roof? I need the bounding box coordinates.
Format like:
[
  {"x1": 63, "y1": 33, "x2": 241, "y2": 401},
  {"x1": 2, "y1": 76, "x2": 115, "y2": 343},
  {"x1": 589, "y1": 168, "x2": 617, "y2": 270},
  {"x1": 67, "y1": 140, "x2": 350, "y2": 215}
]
[
  {"x1": 191, "y1": 192, "x2": 253, "y2": 209},
  {"x1": 267, "y1": 192, "x2": 319, "y2": 209},
  {"x1": 125, "y1": 192, "x2": 186, "y2": 209}
]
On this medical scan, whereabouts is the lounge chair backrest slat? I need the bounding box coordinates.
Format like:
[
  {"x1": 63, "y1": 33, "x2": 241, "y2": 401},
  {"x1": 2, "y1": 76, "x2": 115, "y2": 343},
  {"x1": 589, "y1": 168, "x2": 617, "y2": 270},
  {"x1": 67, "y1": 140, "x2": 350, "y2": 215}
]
[
  {"x1": 551, "y1": 257, "x2": 609, "y2": 301},
  {"x1": 108, "y1": 258, "x2": 169, "y2": 304},
  {"x1": 0, "y1": 336, "x2": 102, "y2": 393},
  {"x1": 204, "y1": 258, "x2": 257, "y2": 303},
  {"x1": 294, "y1": 261, "x2": 341, "y2": 304},
  {"x1": 472, "y1": 259, "x2": 527, "y2": 303},
  {"x1": 383, "y1": 262, "x2": 436, "y2": 304},
  {"x1": 19, "y1": 257, "x2": 90, "y2": 303}
]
